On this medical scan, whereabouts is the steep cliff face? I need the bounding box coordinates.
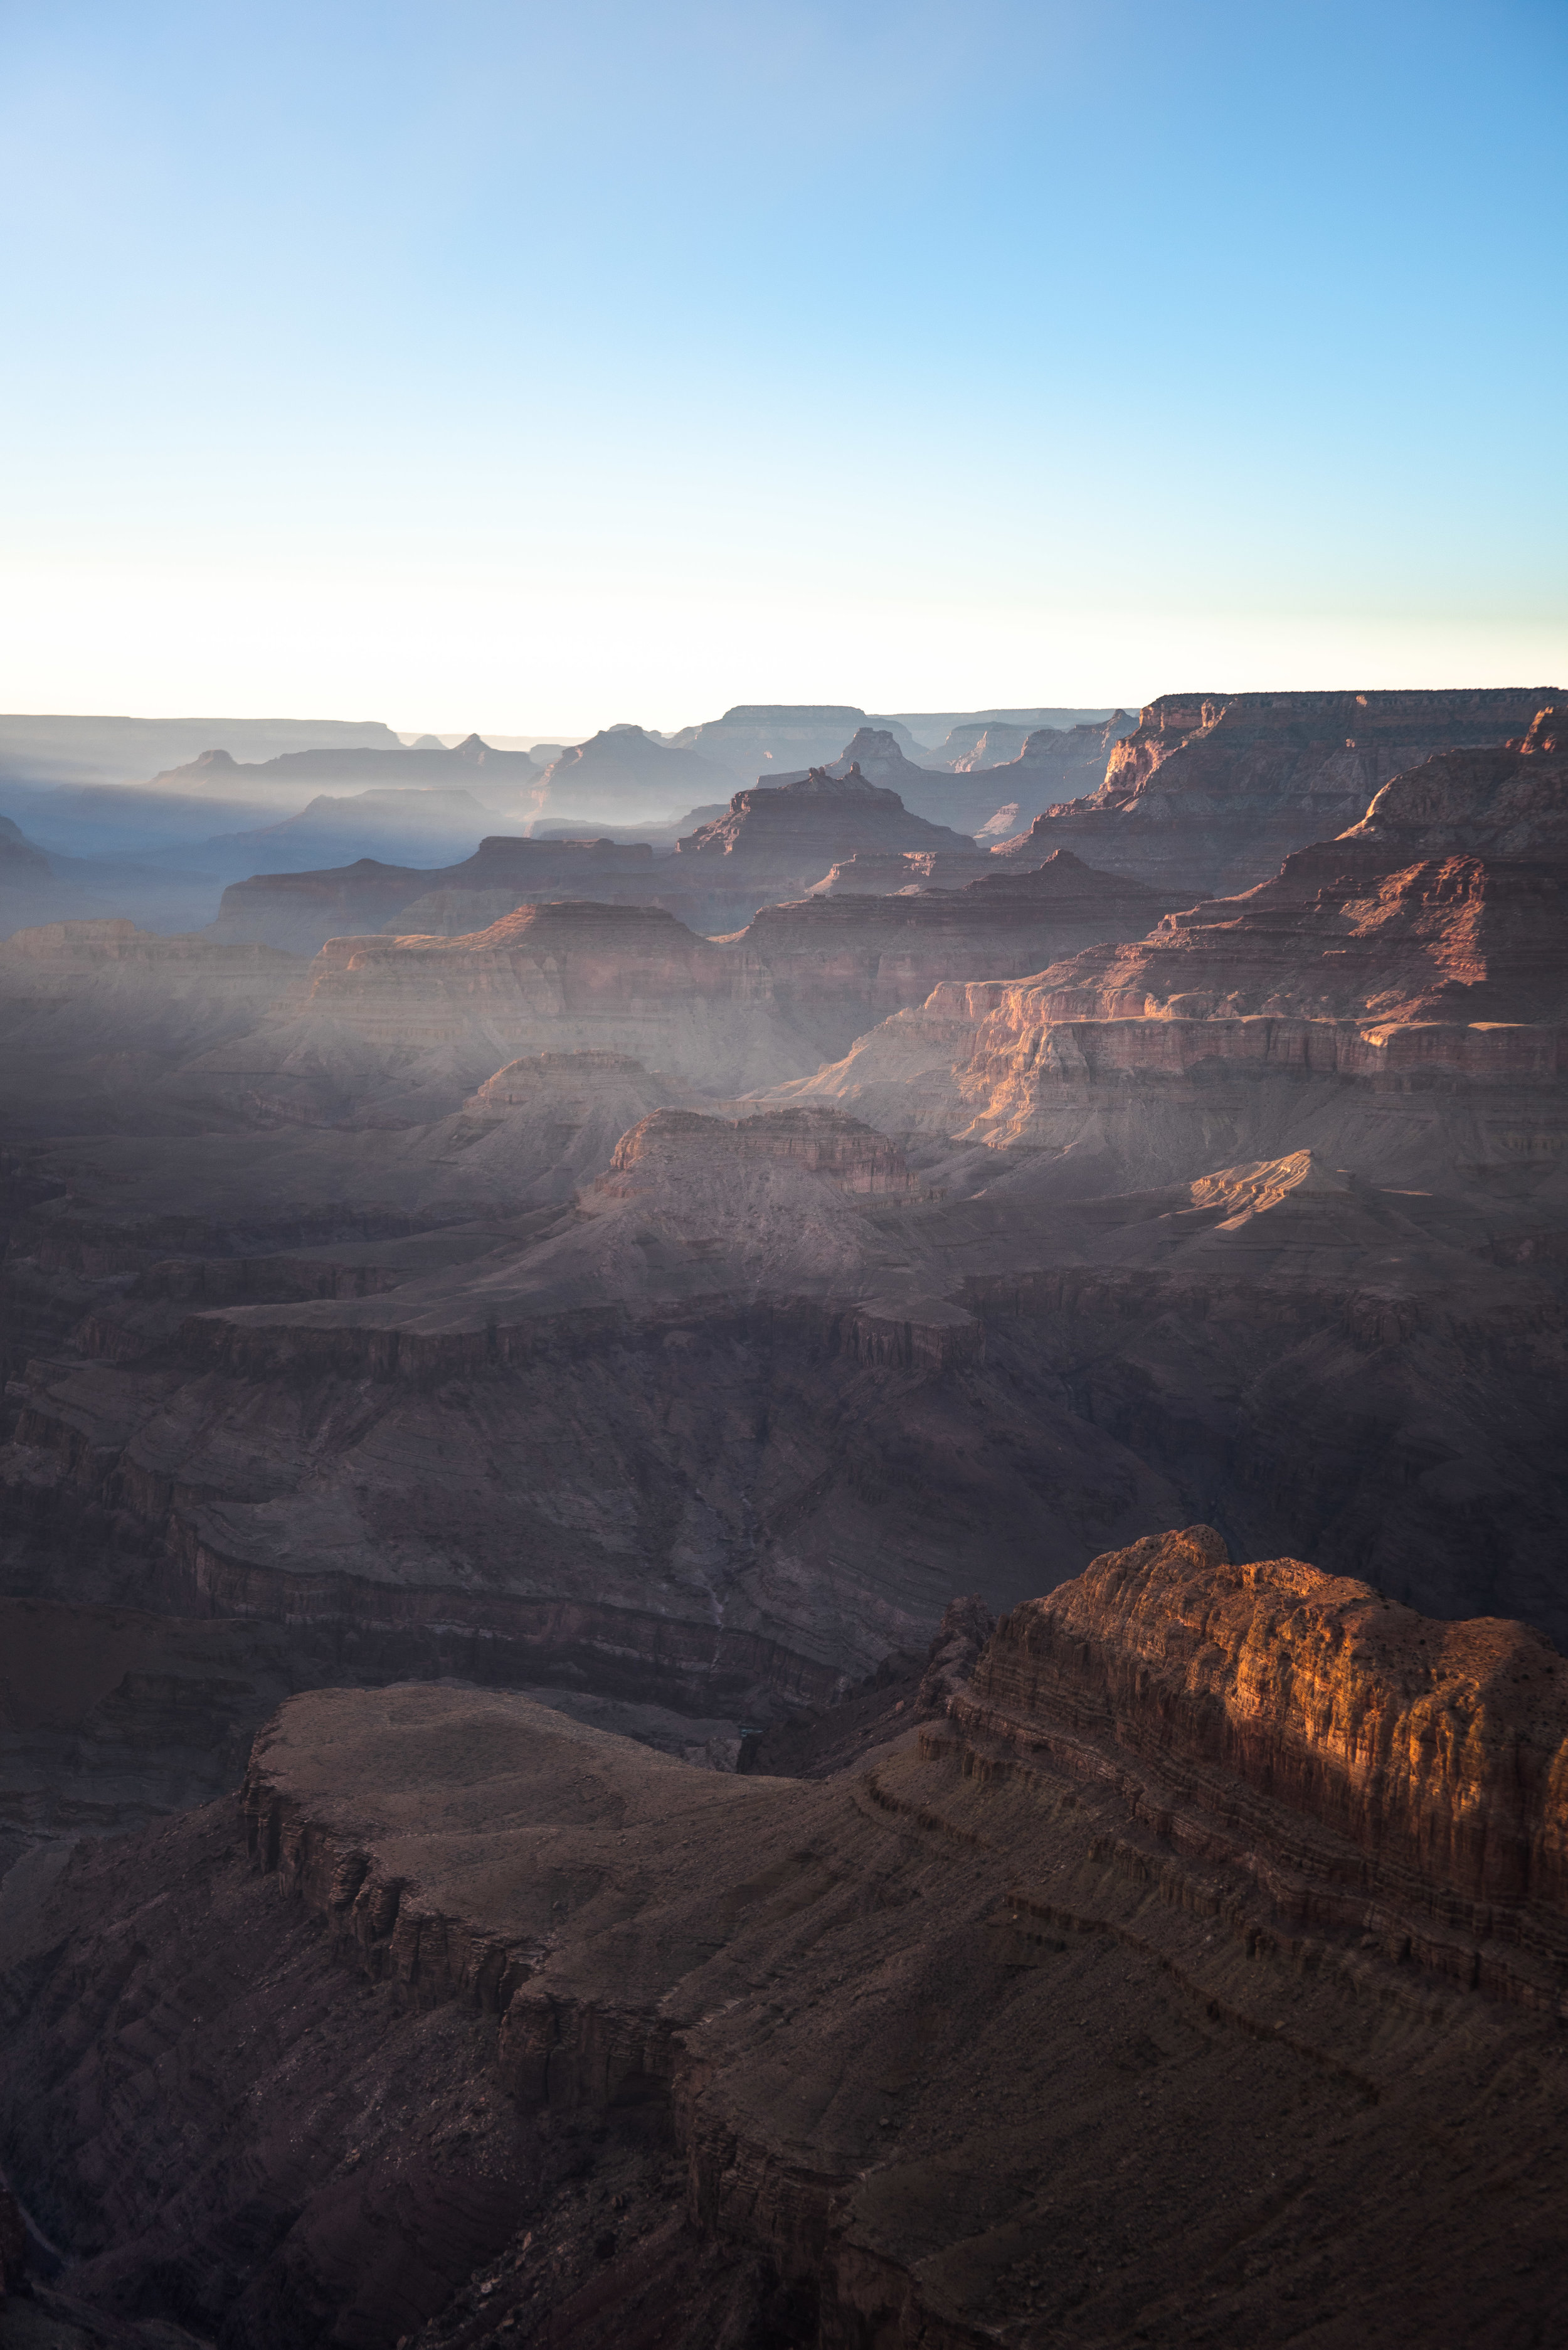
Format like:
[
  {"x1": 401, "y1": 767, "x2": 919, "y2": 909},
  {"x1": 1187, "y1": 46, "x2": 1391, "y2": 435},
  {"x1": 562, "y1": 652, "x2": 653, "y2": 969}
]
[
  {"x1": 8, "y1": 1627, "x2": 1568, "y2": 2350},
  {"x1": 1020, "y1": 686, "x2": 1559, "y2": 902},
  {"x1": 733, "y1": 852, "x2": 1170, "y2": 1058},
  {"x1": 790, "y1": 713, "x2": 1568, "y2": 1159},
  {"x1": 954, "y1": 1525, "x2": 1568, "y2": 2005}
]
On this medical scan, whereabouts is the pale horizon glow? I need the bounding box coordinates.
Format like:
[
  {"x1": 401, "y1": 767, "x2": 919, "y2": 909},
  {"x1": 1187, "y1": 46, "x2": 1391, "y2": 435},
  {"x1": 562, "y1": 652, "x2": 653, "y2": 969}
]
[{"x1": 1, "y1": 0, "x2": 1563, "y2": 734}]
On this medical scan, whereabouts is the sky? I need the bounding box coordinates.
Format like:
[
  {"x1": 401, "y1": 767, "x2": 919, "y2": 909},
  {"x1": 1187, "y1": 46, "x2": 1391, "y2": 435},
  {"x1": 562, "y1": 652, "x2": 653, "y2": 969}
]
[{"x1": 0, "y1": 0, "x2": 1564, "y2": 737}]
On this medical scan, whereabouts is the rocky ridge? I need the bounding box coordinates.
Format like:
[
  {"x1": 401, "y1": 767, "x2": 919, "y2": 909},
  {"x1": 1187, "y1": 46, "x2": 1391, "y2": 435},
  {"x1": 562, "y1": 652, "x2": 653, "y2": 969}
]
[
  {"x1": 4, "y1": 1543, "x2": 1568, "y2": 2346},
  {"x1": 783, "y1": 706, "x2": 1568, "y2": 1162},
  {"x1": 1012, "y1": 686, "x2": 1559, "y2": 902},
  {"x1": 209, "y1": 835, "x2": 664, "y2": 955}
]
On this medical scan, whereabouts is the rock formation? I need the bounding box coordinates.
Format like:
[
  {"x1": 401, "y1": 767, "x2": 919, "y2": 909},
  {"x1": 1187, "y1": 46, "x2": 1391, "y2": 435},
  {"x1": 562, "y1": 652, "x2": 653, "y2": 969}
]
[
  {"x1": 1009, "y1": 686, "x2": 1559, "y2": 903},
  {"x1": 0, "y1": 816, "x2": 109, "y2": 940},
  {"x1": 659, "y1": 702, "x2": 922, "y2": 782},
  {"x1": 209, "y1": 785, "x2": 502, "y2": 872},
  {"x1": 956, "y1": 1524, "x2": 1568, "y2": 2005},
  {"x1": 529, "y1": 725, "x2": 728, "y2": 824},
  {"x1": 808, "y1": 845, "x2": 992, "y2": 894},
  {"x1": 5, "y1": 1545, "x2": 1568, "y2": 2346},
  {"x1": 143, "y1": 731, "x2": 542, "y2": 802},
  {"x1": 208, "y1": 834, "x2": 664, "y2": 953},
  {"x1": 950, "y1": 720, "x2": 1032, "y2": 768},
  {"x1": 733, "y1": 849, "x2": 1170, "y2": 1059},
  {"x1": 180, "y1": 900, "x2": 844, "y2": 1121},
  {"x1": 673, "y1": 763, "x2": 975, "y2": 928},
  {"x1": 787, "y1": 705, "x2": 1568, "y2": 1156},
  {"x1": 0, "y1": 712, "x2": 401, "y2": 792},
  {"x1": 803, "y1": 720, "x2": 1133, "y2": 836}
]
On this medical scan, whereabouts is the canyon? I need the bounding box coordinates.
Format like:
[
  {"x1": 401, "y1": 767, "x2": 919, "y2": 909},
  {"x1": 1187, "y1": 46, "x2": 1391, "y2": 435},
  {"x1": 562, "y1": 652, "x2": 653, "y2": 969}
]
[
  {"x1": 2, "y1": 688, "x2": 1566, "y2": 2346},
  {"x1": 3, "y1": 1534, "x2": 1566, "y2": 2347}
]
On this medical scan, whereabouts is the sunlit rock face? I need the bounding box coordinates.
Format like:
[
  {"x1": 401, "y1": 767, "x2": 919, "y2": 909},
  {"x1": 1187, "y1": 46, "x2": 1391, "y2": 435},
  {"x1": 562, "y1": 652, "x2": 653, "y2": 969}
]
[
  {"x1": 959, "y1": 706, "x2": 1568, "y2": 1114},
  {"x1": 958, "y1": 1523, "x2": 1568, "y2": 2005},
  {"x1": 788, "y1": 705, "x2": 1568, "y2": 1154},
  {"x1": 1004, "y1": 686, "x2": 1560, "y2": 903},
  {"x1": 6, "y1": 1550, "x2": 1568, "y2": 2350}
]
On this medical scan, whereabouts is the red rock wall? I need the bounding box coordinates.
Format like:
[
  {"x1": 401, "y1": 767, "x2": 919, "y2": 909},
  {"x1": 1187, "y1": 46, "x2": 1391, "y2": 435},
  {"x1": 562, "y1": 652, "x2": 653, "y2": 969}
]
[{"x1": 955, "y1": 1527, "x2": 1568, "y2": 2003}]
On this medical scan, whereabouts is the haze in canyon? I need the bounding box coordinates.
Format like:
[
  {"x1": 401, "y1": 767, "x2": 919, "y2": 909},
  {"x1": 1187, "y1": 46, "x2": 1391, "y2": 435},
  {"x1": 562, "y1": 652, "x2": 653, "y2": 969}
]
[{"x1": 3, "y1": 2, "x2": 1566, "y2": 2346}]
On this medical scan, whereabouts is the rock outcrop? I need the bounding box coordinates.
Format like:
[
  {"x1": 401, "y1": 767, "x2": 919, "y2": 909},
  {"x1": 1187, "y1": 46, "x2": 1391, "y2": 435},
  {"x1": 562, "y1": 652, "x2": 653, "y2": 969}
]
[
  {"x1": 1011, "y1": 686, "x2": 1559, "y2": 902},
  {"x1": 6, "y1": 1581, "x2": 1568, "y2": 2347},
  {"x1": 951, "y1": 1524, "x2": 1568, "y2": 2007},
  {"x1": 808, "y1": 846, "x2": 992, "y2": 894},
  {"x1": 181, "y1": 900, "x2": 839, "y2": 1120}
]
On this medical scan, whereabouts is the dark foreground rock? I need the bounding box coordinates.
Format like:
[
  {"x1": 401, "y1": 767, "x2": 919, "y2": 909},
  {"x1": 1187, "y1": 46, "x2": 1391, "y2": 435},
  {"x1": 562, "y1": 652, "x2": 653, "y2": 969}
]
[{"x1": 4, "y1": 1535, "x2": 1568, "y2": 2347}]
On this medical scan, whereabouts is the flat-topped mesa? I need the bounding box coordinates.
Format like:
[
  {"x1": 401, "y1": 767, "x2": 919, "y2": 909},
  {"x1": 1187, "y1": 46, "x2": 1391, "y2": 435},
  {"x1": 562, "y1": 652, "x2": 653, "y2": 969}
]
[
  {"x1": 300, "y1": 900, "x2": 763, "y2": 1040},
  {"x1": 604, "y1": 1104, "x2": 911, "y2": 1195},
  {"x1": 148, "y1": 735, "x2": 542, "y2": 794},
  {"x1": 1015, "y1": 686, "x2": 1560, "y2": 903},
  {"x1": 950, "y1": 1526, "x2": 1568, "y2": 2004}
]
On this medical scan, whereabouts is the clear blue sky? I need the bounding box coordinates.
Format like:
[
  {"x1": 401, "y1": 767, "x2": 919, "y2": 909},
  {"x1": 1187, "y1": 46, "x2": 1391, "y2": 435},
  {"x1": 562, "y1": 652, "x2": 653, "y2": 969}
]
[{"x1": 1, "y1": 0, "x2": 1563, "y2": 733}]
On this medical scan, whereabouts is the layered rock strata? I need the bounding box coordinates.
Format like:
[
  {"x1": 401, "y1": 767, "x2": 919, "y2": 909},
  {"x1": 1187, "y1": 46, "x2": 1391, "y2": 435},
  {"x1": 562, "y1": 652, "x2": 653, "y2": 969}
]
[
  {"x1": 734, "y1": 850, "x2": 1170, "y2": 1058},
  {"x1": 6, "y1": 1590, "x2": 1568, "y2": 2347},
  {"x1": 1012, "y1": 686, "x2": 1559, "y2": 901},
  {"x1": 175, "y1": 900, "x2": 815, "y2": 1120},
  {"x1": 529, "y1": 724, "x2": 728, "y2": 822},
  {"x1": 787, "y1": 710, "x2": 1568, "y2": 1161},
  {"x1": 951, "y1": 1525, "x2": 1568, "y2": 2007}
]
